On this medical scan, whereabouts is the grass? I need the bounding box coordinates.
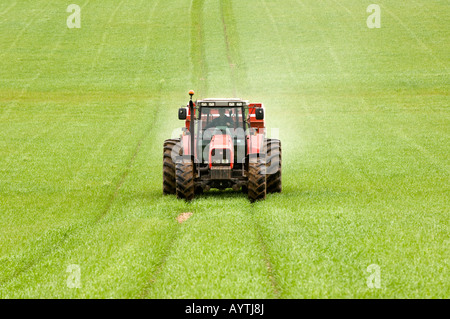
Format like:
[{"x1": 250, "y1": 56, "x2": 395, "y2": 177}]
[{"x1": 0, "y1": 0, "x2": 448, "y2": 298}]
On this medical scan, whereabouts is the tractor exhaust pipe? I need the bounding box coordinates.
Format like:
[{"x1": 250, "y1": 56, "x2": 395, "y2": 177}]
[{"x1": 189, "y1": 90, "x2": 195, "y2": 162}]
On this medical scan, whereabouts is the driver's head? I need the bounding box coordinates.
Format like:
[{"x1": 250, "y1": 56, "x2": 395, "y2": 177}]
[{"x1": 219, "y1": 108, "x2": 225, "y2": 116}]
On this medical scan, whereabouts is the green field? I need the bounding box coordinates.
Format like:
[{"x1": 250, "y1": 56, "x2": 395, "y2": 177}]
[{"x1": 0, "y1": 0, "x2": 448, "y2": 298}]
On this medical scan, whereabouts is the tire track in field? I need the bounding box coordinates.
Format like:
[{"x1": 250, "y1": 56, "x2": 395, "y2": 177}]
[
  {"x1": 138, "y1": 0, "x2": 208, "y2": 296},
  {"x1": 0, "y1": 1, "x2": 17, "y2": 19},
  {"x1": 127, "y1": 0, "x2": 191, "y2": 297},
  {"x1": 0, "y1": 0, "x2": 52, "y2": 58},
  {"x1": 138, "y1": 225, "x2": 180, "y2": 297},
  {"x1": 95, "y1": 0, "x2": 160, "y2": 222},
  {"x1": 133, "y1": 0, "x2": 161, "y2": 88},
  {"x1": 221, "y1": 0, "x2": 280, "y2": 298},
  {"x1": 219, "y1": 0, "x2": 247, "y2": 98},
  {"x1": 190, "y1": 0, "x2": 208, "y2": 96},
  {"x1": 249, "y1": 207, "x2": 281, "y2": 298},
  {"x1": 67, "y1": 0, "x2": 153, "y2": 221},
  {"x1": 94, "y1": 110, "x2": 157, "y2": 222},
  {"x1": 0, "y1": 228, "x2": 73, "y2": 287},
  {"x1": 140, "y1": 0, "x2": 278, "y2": 298}
]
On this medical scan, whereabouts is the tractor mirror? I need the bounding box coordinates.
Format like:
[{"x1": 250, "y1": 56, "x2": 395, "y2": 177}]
[
  {"x1": 255, "y1": 108, "x2": 264, "y2": 120},
  {"x1": 178, "y1": 107, "x2": 187, "y2": 120}
]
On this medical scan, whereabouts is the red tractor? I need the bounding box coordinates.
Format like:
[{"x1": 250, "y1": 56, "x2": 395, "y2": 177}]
[{"x1": 163, "y1": 91, "x2": 281, "y2": 202}]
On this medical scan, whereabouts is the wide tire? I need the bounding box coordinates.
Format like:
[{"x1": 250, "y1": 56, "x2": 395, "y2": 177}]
[
  {"x1": 163, "y1": 139, "x2": 181, "y2": 195},
  {"x1": 176, "y1": 161, "x2": 195, "y2": 201},
  {"x1": 248, "y1": 158, "x2": 266, "y2": 202},
  {"x1": 265, "y1": 139, "x2": 282, "y2": 193}
]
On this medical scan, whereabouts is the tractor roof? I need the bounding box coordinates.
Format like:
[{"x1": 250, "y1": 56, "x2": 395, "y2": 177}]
[{"x1": 196, "y1": 98, "x2": 248, "y2": 107}]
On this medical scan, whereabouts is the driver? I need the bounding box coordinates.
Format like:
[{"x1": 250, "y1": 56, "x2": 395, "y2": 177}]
[{"x1": 205, "y1": 108, "x2": 233, "y2": 129}]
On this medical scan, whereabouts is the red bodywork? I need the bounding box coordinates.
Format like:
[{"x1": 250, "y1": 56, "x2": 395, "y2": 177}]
[
  {"x1": 246, "y1": 103, "x2": 265, "y2": 154},
  {"x1": 208, "y1": 134, "x2": 234, "y2": 169},
  {"x1": 247, "y1": 133, "x2": 265, "y2": 155},
  {"x1": 247, "y1": 103, "x2": 265, "y2": 130}
]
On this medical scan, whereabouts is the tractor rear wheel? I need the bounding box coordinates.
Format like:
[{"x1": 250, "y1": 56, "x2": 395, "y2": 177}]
[
  {"x1": 248, "y1": 158, "x2": 266, "y2": 202},
  {"x1": 176, "y1": 161, "x2": 195, "y2": 201},
  {"x1": 265, "y1": 139, "x2": 282, "y2": 193},
  {"x1": 163, "y1": 138, "x2": 181, "y2": 195}
]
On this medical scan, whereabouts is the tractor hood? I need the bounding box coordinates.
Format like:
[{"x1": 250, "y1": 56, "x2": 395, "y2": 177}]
[{"x1": 208, "y1": 134, "x2": 234, "y2": 168}]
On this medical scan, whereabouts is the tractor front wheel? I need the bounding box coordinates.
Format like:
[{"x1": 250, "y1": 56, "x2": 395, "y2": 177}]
[
  {"x1": 265, "y1": 139, "x2": 282, "y2": 193},
  {"x1": 176, "y1": 161, "x2": 195, "y2": 201},
  {"x1": 247, "y1": 158, "x2": 266, "y2": 202},
  {"x1": 163, "y1": 138, "x2": 181, "y2": 195}
]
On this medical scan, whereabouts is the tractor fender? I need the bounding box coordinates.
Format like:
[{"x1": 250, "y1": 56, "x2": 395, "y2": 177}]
[
  {"x1": 181, "y1": 134, "x2": 191, "y2": 156},
  {"x1": 247, "y1": 133, "x2": 265, "y2": 155}
]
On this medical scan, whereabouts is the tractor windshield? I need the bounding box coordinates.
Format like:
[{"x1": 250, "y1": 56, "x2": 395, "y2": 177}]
[{"x1": 198, "y1": 107, "x2": 244, "y2": 133}]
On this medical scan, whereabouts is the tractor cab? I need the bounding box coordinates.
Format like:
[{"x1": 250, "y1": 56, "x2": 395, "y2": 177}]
[{"x1": 196, "y1": 99, "x2": 247, "y2": 167}]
